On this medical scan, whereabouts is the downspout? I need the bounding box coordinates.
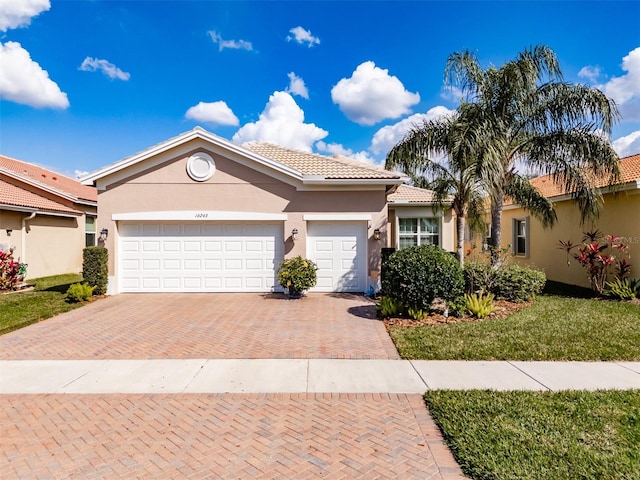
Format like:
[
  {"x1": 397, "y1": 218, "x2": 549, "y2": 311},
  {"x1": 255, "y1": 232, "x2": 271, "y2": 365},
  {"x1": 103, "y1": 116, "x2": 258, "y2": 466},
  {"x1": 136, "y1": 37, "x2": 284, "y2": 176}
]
[{"x1": 21, "y1": 212, "x2": 37, "y2": 265}]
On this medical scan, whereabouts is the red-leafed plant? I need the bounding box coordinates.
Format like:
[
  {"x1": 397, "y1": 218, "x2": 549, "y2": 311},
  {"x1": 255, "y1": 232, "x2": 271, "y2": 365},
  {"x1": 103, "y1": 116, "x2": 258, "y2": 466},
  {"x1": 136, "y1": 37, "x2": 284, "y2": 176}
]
[
  {"x1": 0, "y1": 248, "x2": 23, "y2": 291},
  {"x1": 558, "y1": 231, "x2": 631, "y2": 295}
]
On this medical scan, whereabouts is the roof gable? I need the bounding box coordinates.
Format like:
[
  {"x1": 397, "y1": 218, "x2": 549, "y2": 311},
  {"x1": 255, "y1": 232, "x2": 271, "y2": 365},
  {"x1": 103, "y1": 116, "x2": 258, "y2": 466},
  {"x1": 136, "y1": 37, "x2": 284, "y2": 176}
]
[
  {"x1": 0, "y1": 154, "x2": 96, "y2": 203},
  {"x1": 81, "y1": 127, "x2": 405, "y2": 189},
  {"x1": 0, "y1": 178, "x2": 82, "y2": 215}
]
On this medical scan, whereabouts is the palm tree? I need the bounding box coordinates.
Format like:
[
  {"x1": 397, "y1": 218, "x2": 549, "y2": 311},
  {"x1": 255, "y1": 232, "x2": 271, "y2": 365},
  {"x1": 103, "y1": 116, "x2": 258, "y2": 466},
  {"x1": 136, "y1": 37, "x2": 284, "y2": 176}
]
[
  {"x1": 445, "y1": 45, "x2": 620, "y2": 262},
  {"x1": 385, "y1": 108, "x2": 494, "y2": 268}
]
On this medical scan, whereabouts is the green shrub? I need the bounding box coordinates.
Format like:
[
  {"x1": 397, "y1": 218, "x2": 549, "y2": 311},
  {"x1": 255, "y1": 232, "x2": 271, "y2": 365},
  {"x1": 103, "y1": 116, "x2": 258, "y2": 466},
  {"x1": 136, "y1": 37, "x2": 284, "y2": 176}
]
[
  {"x1": 446, "y1": 296, "x2": 467, "y2": 318},
  {"x1": 465, "y1": 292, "x2": 496, "y2": 318},
  {"x1": 493, "y1": 264, "x2": 546, "y2": 303},
  {"x1": 381, "y1": 245, "x2": 464, "y2": 311},
  {"x1": 464, "y1": 261, "x2": 494, "y2": 294},
  {"x1": 83, "y1": 247, "x2": 108, "y2": 295},
  {"x1": 407, "y1": 307, "x2": 428, "y2": 321},
  {"x1": 377, "y1": 296, "x2": 404, "y2": 318},
  {"x1": 277, "y1": 256, "x2": 318, "y2": 293},
  {"x1": 605, "y1": 277, "x2": 637, "y2": 301},
  {"x1": 66, "y1": 283, "x2": 95, "y2": 303}
]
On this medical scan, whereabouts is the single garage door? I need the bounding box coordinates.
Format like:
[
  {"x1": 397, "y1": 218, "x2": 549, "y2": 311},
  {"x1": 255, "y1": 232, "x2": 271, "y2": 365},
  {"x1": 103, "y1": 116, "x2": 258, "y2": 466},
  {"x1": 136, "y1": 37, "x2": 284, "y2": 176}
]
[
  {"x1": 307, "y1": 221, "x2": 367, "y2": 292},
  {"x1": 118, "y1": 222, "x2": 284, "y2": 292}
]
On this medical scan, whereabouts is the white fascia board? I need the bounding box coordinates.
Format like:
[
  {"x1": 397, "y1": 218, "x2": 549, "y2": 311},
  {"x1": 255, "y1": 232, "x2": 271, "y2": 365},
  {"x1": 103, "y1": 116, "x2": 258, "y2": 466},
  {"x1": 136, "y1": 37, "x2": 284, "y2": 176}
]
[
  {"x1": 112, "y1": 211, "x2": 288, "y2": 221},
  {"x1": 388, "y1": 201, "x2": 439, "y2": 206},
  {"x1": 301, "y1": 177, "x2": 404, "y2": 186},
  {"x1": 0, "y1": 203, "x2": 81, "y2": 217},
  {"x1": 0, "y1": 204, "x2": 38, "y2": 213},
  {"x1": 303, "y1": 214, "x2": 372, "y2": 221},
  {"x1": 82, "y1": 127, "x2": 304, "y2": 187}
]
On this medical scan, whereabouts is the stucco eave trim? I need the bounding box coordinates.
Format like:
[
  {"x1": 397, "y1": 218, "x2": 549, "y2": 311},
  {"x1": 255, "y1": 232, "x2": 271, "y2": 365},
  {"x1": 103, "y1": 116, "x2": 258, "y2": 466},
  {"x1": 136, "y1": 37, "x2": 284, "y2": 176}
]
[
  {"x1": 303, "y1": 214, "x2": 372, "y2": 221},
  {"x1": 112, "y1": 211, "x2": 288, "y2": 221}
]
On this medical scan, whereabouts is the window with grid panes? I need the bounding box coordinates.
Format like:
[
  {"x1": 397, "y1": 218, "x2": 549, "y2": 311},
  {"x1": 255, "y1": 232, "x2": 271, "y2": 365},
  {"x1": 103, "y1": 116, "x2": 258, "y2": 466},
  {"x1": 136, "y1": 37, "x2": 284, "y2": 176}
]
[{"x1": 398, "y1": 218, "x2": 439, "y2": 248}]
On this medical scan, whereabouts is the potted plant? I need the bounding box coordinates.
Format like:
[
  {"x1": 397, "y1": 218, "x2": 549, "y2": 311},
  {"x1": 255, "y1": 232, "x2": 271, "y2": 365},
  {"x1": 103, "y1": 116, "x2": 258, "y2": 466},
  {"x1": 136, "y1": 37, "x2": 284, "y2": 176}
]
[{"x1": 277, "y1": 256, "x2": 318, "y2": 299}]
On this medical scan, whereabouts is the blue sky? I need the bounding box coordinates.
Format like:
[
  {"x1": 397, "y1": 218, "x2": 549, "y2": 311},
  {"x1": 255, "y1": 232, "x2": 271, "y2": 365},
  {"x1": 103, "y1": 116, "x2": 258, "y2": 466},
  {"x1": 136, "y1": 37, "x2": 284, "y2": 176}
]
[{"x1": 1, "y1": 0, "x2": 639, "y2": 178}]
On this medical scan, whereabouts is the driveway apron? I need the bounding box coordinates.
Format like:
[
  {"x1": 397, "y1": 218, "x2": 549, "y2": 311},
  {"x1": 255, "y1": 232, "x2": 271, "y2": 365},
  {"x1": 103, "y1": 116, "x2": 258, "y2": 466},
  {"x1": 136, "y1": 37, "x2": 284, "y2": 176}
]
[{"x1": 0, "y1": 293, "x2": 463, "y2": 479}]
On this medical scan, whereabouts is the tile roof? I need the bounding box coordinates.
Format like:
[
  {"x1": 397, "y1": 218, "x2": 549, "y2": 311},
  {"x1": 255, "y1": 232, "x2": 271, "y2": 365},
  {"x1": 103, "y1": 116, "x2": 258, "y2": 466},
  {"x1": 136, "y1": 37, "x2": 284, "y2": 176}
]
[
  {"x1": 0, "y1": 179, "x2": 82, "y2": 215},
  {"x1": 527, "y1": 153, "x2": 640, "y2": 199},
  {"x1": 243, "y1": 142, "x2": 404, "y2": 180},
  {"x1": 0, "y1": 154, "x2": 97, "y2": 202},
  {"x1": 387, "y1": 184, "x2": 437, "y2": 203}
]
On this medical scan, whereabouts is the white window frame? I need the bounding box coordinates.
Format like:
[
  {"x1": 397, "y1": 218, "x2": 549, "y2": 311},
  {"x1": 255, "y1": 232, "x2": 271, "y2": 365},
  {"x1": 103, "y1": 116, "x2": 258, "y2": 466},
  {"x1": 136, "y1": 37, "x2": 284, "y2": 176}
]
[
  {"x1": 511, "y1": 216, "x2": 530, "y2": 258},
  {"x1": 396, "y1": 216, "x2": 441, "y2": 249},
  {"x1": 85, "y1": 215, "x2": 97, "y2": 247}
]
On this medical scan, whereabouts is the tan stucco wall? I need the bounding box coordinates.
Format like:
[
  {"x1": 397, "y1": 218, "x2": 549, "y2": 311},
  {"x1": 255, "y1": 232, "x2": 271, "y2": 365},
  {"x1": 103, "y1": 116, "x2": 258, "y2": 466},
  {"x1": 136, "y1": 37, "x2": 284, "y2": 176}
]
[
  {"x1": 0, "y1": 210, "x2": 24, "y2": 257},
  {"x1": 0, "y1": 210, "x2": 87, "y2": 279},
  {"x1": 501, "y1": 190, "x2": 640, "y2": 287},
  {"x1": 96, "y1": 146, "x2": 390, "y2": 290}
]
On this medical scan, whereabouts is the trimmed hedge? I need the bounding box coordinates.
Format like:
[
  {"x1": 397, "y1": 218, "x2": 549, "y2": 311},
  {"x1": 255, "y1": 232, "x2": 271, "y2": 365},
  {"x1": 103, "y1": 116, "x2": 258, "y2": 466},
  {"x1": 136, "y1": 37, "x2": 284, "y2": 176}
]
[
  {"x1": 382, "y1": 244, "x2": 464, "y2": 310},
  {"x1": 494, "y1": 264, "x2": 546, "y2": 302},
  {"x1": 464, "y1": 261, "x2": 546, "y2": 303},
  {"x1": 83, "y1": 247, "x2": 108, "y2": 295}
]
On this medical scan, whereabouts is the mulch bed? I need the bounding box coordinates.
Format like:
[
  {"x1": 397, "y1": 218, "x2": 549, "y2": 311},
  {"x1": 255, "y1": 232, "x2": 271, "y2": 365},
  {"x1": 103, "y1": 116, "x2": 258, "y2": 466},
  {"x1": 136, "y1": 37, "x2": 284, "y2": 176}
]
[{"x1": 383, "y1": 299, "x2": 532, "y2": 329}]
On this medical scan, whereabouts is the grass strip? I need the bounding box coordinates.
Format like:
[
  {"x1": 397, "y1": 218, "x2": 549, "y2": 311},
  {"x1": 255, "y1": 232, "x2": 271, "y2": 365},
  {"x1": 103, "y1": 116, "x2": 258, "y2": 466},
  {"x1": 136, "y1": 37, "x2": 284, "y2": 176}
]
[
  {"x1": 0, "y1": 274, "x2": 84, "y2": 335},
  {"x1": 390, "y1": 295, "x2": 640, "y2": 361},
  {"x1": 425, "y1": 390, "x2": 640, "y2": 480}
]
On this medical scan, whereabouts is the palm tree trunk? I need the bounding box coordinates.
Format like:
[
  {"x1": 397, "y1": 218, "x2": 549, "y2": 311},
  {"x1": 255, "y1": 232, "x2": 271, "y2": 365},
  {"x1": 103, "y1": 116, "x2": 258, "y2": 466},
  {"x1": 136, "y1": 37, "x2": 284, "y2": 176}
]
[
  {"x1": 456, "y1": 213, "x2": 466, "y2": 269},
  {"x1": 490, "y1": 193, "x2": 503, "y2": 266}
]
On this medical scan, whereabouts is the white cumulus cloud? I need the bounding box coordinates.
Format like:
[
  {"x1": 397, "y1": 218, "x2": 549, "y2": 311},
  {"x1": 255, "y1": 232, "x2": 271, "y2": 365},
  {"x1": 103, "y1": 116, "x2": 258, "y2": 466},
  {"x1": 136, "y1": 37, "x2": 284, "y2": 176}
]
[
  {"x1": 79, "y1": 57, "x2": 130, "y2": 81},
  {"x1": 578, "y1": 65, "x2": 601, "y2": 82},
  {"x1": 599, "y1": 47, "x2": 640, "y2": 105},
  {"x1": 0, "y1": 0, "x2": 49, "y2": 32},
  {"x1": 285, "y1": 72, "x2": 309, "y2": 99},
  {"x1": 185, "y1": 101, "x2": 239, "y2": 126},
  {"x1": 233, "y1": 91, "x2": 327, "y2": 151},
  {"x1": 612, "y1": 130, "x2": 640, "y2": 157},
  {"x1": 331, "y1": 61, "x2": 420, "y2": 125},
  {"x1": 369, "y1": 106, "x2": 455, "y2": 156},
  {"x1": 316, "y1": 141, "x2": 378, "y2": 165},
  {"x1": 208, "y1": 30, "x2": 253, "y2": 52},
  {"x1": 0, "y1": 41, "x2": 68, "y2": 108},
  {"x1": 287, "y1": 26, "x2": 320, "y2": 47}
]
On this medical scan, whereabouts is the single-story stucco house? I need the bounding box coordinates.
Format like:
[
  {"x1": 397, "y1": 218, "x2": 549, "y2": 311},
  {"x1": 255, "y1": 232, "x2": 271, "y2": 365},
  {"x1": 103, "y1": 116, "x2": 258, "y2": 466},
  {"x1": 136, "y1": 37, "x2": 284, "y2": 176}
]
[
  {"x1": 501, "y1": 152, "x2": 640, "y2": 287},
  {"x1": 81, "y1": 127, "x2": 454, "y2": 294},
  {"x1": 0, "y1": 155, "x2": 98, "y2": 279}
]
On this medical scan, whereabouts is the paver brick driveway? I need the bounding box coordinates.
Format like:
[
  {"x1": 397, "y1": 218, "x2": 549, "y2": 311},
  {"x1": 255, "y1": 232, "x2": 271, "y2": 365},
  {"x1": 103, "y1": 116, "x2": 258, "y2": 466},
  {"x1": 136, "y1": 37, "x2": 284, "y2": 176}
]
[
  {"x1": 0, "y1": 293, "x2": 399, "y2": 360},
  {"x1": 0, "y1": 293, "x2": 464, "y2": 479}
]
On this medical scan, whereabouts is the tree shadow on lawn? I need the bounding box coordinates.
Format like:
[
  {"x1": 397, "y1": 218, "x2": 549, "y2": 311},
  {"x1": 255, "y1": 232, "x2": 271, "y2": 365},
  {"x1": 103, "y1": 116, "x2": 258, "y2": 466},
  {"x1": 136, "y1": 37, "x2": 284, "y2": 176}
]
[{"x1": 543, "y1": 280, "x2": 597, "y2": 299}]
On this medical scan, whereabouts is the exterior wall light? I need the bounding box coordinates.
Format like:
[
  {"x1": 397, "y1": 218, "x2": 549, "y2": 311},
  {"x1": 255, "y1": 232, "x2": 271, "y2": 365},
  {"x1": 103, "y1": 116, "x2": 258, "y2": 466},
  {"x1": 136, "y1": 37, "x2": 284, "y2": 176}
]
[
  {"x1": 291, "y1": 228, "x2": 299, "y2": 242},
  {"x1": 373, "y1": 228, "x2": 381, "y2": 241},
  {"x1": 5, "y1": 229, "x2": 12, "y2": 236},
  {"x1": 99, "y1": 228, "x2": 109, "y2": 241}
]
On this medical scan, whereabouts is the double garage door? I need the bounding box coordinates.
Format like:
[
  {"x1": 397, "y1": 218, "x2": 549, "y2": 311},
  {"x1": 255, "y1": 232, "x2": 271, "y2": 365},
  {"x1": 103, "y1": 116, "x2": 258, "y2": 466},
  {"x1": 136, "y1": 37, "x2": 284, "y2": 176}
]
[{"x1": 118, "y1": 221, "x2": 367, "y2": 293}]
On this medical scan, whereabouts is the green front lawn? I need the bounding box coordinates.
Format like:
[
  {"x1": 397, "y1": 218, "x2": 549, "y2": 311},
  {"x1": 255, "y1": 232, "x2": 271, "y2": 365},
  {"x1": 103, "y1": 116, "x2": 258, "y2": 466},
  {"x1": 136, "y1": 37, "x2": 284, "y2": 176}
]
[
  {"x1": 425, "y1": 390, "x2": 640, "y2": 480},
  {"x1": 389, "y1": 295, "x2": 640, "y2": 361},
  {"x1": 0, "y1": 273, "x2": 84, "y2": 335}
]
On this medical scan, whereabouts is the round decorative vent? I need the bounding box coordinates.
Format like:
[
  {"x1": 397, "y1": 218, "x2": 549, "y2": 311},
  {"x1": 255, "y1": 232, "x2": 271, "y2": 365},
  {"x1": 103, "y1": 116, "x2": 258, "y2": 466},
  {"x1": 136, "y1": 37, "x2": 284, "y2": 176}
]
[{"x1": 186, "y1": 152, "x2": 216, "y2": 181}]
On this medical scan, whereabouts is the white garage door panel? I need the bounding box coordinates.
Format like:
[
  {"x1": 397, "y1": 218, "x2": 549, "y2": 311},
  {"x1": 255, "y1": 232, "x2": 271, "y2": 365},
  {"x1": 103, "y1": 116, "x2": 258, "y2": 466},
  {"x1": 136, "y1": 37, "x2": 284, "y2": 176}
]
[
  {"x1": 119, "y1": 222, "x2": 283, "y2": 293},
  {"x1": 307, "y1": 221, "x2": 367, "y2": 293}
]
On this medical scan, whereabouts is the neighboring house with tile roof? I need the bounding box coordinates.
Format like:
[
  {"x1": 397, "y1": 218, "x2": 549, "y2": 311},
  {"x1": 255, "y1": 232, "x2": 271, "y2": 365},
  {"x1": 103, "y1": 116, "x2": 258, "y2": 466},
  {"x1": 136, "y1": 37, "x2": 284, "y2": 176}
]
[
  {"x1": 81, "y1": 127, "x2": 452, "y2": 294},
  {"x1": 0, "y1": 155, "x2": 97, "y2": 279},
  {"x1": 501, "y1": 153, "x2": 640, "y2": 287}
]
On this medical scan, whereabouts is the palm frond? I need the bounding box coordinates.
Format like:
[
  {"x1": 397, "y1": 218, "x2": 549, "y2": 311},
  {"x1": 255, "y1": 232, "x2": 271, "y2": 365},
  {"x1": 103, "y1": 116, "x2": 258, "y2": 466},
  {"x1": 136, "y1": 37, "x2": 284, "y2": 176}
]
[{"x1": 504, "y1": 175, "x2": 557, "y2": 228}]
